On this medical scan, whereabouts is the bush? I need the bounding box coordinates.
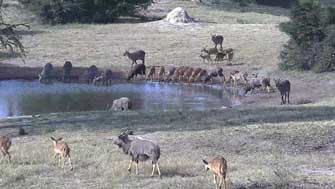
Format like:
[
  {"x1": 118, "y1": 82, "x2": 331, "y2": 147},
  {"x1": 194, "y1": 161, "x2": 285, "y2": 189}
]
[
  {"x1": 38, "y1": 0, "x2": 152, "y2": 24},
  {"x1": 279, "y1": 0, "x2": 335, "y2": 72}
]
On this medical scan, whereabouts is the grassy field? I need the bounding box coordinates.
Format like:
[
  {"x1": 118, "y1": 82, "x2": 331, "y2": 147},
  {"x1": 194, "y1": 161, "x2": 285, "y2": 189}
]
[
  {"x1": 0, "y1": 0, "x2": 335, "y2": 188},
  {"x1": 0, "y1": 106, "x2": 335, "y2": 188}
]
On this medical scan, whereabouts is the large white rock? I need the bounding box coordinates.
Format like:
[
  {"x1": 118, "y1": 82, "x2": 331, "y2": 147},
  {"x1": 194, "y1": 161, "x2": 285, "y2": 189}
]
[{"x1": 165, "y1": 7, "x2": 194, "y2": 24}]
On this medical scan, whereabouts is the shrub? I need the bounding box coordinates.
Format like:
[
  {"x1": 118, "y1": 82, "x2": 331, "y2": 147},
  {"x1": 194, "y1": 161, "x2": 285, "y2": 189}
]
[
  {"x1": 38, "y1": 0, "x2": 152, "y2": 24},
  {"x1": 279, "y1": 0, "x2": 335, "y2": 72}
]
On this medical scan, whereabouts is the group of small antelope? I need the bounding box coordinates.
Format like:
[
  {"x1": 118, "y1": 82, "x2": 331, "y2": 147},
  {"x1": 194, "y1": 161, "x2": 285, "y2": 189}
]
[
  {"x1": 200, "y1": 34, "x2": 234, "y2": 65},
  {"x1": 0, "y1": 129, "x2": 227, "y2": 189},
  {"x1": 0, "y1": 134, "x2": 73, "y2": 171}
]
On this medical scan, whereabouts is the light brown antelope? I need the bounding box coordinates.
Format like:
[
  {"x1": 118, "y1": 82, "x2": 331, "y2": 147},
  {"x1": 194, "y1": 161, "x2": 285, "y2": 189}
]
[
  {"x1": 158, "y1": 66, "x2": 165, "y2": 81},
  {"x1": 203, "y1": 156, "x2": 228, "y2": 189},
  {"x1": 229, "y1": 71, "x2": 248, "y2": 88},
  {"x1": 183, "y1": 67, "x2": 194, "y2": 82},
  {"x1": 147, "y1": 66, "x2": 156, "y2": 81},
  {"x1": 50, "y1": 137, "x2": 73, "y2": 171},
  {"x1": 195, "y1": 69, "x2": 208, "y2": 83},
  {"x1": 0, "y1": 136, "x2": 11, "y2": 162},
  {"x1": 189, "y1": 68, "x2": 202, "y2": 82}
]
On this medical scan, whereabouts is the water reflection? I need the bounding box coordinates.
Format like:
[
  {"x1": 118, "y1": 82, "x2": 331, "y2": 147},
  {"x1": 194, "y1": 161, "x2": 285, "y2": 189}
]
[{"x1": 0, "y1": 81, "x2": 232, "y2": 117}]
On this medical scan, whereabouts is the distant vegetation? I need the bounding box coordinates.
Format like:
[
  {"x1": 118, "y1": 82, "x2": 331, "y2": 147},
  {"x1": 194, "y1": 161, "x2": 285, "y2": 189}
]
[
  {"x1": 0, "y1": 0, "x2": 29, "y2": 58},
  {"x1": 20, "y1": 0, "x2": 152, "y2": 24},
  {"x1": 279, "y1": 0, "x2": 335, "y2": 72}
]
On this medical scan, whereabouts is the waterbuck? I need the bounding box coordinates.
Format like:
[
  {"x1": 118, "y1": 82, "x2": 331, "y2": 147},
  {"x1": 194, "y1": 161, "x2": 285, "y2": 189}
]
[
  {"x1": 63, "y1": 61, "x2": 72, "y2": 83},
  {"x1": 211, "y1": 34, "x2": 224, "y2": 50},
  {"x1": 275, "y1": 79, "x2": 291, "y2": 105},
  {"x1": 39, "y1": 62, "x2": 54, "y2": 84},
  {"x1": 93, "y1": 69, "x2": 113, "y2": 86},
  {"x1": 124, "y1": 50, "x2": 145, "y2": 67},
  {"x1": 84, "y1": 65, "x2": 99, "y2": 84},
  {"x1": 113, "y1": 130, "x2": 161, "y2": 177},
  {"x1": 203, "y1": 156, "x2": 228, "y2": 189},
  {"x1": 127, "y1": 63, "x2": 146, "y2": 80}
]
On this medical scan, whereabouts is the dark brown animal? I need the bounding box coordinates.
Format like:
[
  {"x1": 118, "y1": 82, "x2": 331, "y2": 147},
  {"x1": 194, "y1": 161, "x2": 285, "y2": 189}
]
[
  {"x1": 124, "y1": 50, "x2": 145, "y2": 67},
  {"x1": 85, "y1": 65, "x2": 99, "y2": 84},
  {"x1": 189, "y1": 68, "x2": 202, "y2": 82},
  {"x1": 275, "y1": 79, "x2": 291, "y2": 105},
  {"x1": 211, "y1": 34, "x2": 224, "y2": 50},
  {"x1": 63, "y1": 61, "x2": 72, "y2": 83},
  {"x1": 127, "y1": 63, "x2": 146, "y2": 80}
]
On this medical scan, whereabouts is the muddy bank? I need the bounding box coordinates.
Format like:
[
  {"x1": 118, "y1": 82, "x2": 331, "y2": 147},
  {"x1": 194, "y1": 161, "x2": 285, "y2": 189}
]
[{"x1": 0, "y1": 63, "x2": 124, "y2": 81}]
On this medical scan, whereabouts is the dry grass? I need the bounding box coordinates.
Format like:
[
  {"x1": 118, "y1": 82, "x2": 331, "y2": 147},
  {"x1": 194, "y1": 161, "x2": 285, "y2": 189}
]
[
  {"x1": 0, "y1": 107, "x2": 334, "y2": 189},
  {"x1": 0, "y1": 0, "x2": 335, "y2": 188}
]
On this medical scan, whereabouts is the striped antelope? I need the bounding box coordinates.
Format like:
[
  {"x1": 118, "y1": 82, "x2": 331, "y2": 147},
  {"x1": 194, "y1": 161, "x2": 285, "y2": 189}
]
[
  {"x1": 50, "y1": 137, "x2": 73, "y2": 170},
  {"x1": 203, "y1": 156, "x2": 228, "y2": 189}
]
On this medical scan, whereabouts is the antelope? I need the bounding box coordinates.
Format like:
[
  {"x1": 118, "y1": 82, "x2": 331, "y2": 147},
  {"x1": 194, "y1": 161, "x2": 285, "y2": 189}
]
[
  {"x1": 183, "y1": 67, "x2": 194, "y2": 81},
  {"x1": 158, "y1": 66, "x2": 165, "y2": 81},
  {"x1": 203, "y1": 156, "x2": 228, "y2": 189},
  {"x1": 200, "y1": 53, "x2": 211, "y2": 63},
  {"x1": 50, "y1": 137, "x2": 73, "y2": 170},
  {"x1": 189, "y1": 68, "x2": 202, "y2": 82},
  {"x1": 211, "y1": 34, "x2": 224, "y2": 50},
  {"x1": 63, "y1": 61, "x2": 73, "y2": 83},
  {"x1": 201, "y1": 47, "x2": 219, "y2": 59},
  {"x1": 229, "y1": 71, "x2": 248, "y2": 88},
  {"x1": 165, "y1": 67, "x2": 176, "y2": 82},
  {"x1": 275, "y1": 79, "x2": 291, "y2": 105},
  {"x1": 0, "y1": 136, "x2": 11, "y2": 162},
  {"x1": 124, "y1": 50, "x2": 146, "y2": 67},
  {"x1": 113, "y1": 130, "x2": 161, "y2": 177},
  {"x1": 147, "y1": 66, "x2": 156, "y2": 81}
]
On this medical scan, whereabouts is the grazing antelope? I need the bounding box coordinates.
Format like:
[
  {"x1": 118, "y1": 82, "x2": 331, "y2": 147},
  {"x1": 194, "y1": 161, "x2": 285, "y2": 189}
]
[
  {"x1": 50, "y1": 137, "x2": 73, "y2": 170},
  {"x1": 0, "y1": 136, "x2": 11, "y2": 162},
  {"x1": 211, "y1": 34, "x2": 224, "y2": 50},
  {"x1": 183, "y1": 67, "x2": 194, "y2": 82},
  {"x1": 229, "y1": 71, "x2": 248, "y2": 88},
  {"x1": 165, "y1": 67, "x2": 176, "y2": 82},
  {"x1": 147, "y1": 66, "x2": 156, "y2": 81},
  {"x1": 124, "y1": 50, "x2": 145, "y2": 67},
  {"x1": 189, "y1": 68, "x2": 202, "y2": 82},
  {"x1": 201, "y1": 47, "x2": 219, "y2": 60},
  {"x1": 158, "y1": 66, "x2": 165, "y2": 81},
  {"x1": 200, "y1": 53, "x2": 211, "y2": 63},
  {"x1": 203, "y1": 156, "x2": 227, "y2": 189}
]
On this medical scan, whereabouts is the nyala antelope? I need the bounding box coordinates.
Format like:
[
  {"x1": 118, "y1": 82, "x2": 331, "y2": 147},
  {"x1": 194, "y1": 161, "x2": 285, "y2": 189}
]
[{"x1": 203, "y1": 156, "x2": 228, "y2": 189}]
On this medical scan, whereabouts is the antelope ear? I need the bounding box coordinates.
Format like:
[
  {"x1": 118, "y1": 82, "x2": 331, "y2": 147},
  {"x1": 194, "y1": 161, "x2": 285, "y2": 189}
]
[
  {"x1": 127, "y1": 130, "x2": 134, "y2": 135},
  {"x1": 202, "y1": 159, "x2": 208, "y2": 165},
  {"x1": 50, "y1": 137, "x2": 56, "y2": 141},
  {"x1": 57, "y1": 137, "x2": 63, "y2": 141}
]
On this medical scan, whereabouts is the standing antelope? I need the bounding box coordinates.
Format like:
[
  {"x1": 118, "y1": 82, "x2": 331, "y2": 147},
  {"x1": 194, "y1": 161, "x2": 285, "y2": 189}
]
[
  {"x1": 50, "y1": 137, "x2": 73, "y2": 171},
  {"x1": 0, "y1": 136, "x2": 11, "y2": 162},
  {"x1": 201, "y1": 47, "x2": 219, "y2": 60},
  {"x1": 158, "y1": 66, "x2": 165, "y2": 81},
  {"x1": 147, "y1": 66, "x2": 156, "y2": 81},
  {"x1": 124, "y1": 50, "x2": 146, "y2": 67},
  {"x1": 211, "y1": 34, "x2": 224, "y2": 50},
  {"x1": 203, "y1": 156, "x2": 228, "y2": 189}
]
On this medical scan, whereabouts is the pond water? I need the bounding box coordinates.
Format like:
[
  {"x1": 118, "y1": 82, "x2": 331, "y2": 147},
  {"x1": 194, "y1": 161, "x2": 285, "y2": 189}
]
[{"x1": 0, "y1": 80, "x2": 232, "y2": 118}]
